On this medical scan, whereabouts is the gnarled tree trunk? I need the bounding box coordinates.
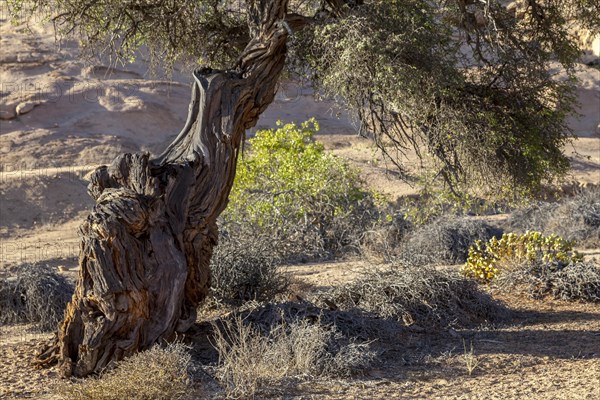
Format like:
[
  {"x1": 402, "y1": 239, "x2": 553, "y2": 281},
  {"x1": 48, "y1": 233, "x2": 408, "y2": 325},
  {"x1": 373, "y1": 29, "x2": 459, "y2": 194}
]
[{"x1": 36, "y1": 0, "x2": 290, "y2": 377}]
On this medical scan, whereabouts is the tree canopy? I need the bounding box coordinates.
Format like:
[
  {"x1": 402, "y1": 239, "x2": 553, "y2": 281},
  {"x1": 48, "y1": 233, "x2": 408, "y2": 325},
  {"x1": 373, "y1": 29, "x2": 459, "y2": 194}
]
[{"x1": 9, "y1": 0, "x2": 600, "y2": 198}]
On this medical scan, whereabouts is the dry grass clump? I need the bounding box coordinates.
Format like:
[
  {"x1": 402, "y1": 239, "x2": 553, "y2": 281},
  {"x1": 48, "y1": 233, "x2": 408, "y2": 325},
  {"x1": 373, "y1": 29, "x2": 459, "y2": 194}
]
[
  {"x1": 234, "y1": 300, "x2": 395, "y2": 342},
  {"x1": 495, "y1": 261, "x2": 600, "y2": 302},
  {"x1": 399, "y1": 217, "x2": 501, "y2": 266},
  {"x1": 220, "y1": 201, "x2": 379, "y2": 264},
  {"x1": 506, "y1": 187, "x2": 600, "y2": 248},
  {"x1": 329, "y1": 266, "x2": 510, "y2": 329},
  {"x1": 212, "y1": 315, "x2": 376, "y2": 398},
  {"x1": 210, "y1": 236, "x2": 289, "y2": 305},
  {"x1": 360, "y1": 213, "x2": 413, "y2": 263},
  {"x1": 58, "y1": 343, "x2": 194, "y2": 400},
  {"x1": 0, "y1": 264, "x2": 73, "y2": 331}
]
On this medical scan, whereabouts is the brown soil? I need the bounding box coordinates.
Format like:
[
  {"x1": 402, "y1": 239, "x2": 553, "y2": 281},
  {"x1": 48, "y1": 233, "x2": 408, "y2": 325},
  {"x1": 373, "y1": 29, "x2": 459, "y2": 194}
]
[{"x1": 2, "y1": 283, "x2": 599, "y2": 399}]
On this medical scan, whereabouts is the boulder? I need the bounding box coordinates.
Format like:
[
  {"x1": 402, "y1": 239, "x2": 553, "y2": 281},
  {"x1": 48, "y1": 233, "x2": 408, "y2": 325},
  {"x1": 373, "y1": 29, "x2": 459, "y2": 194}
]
[
  {"x1": 0, "y1": 109, "x2": 16, "y2": 120},
  {"x1": 16, "y1": 101, "x2": 36, "y2": 115}
]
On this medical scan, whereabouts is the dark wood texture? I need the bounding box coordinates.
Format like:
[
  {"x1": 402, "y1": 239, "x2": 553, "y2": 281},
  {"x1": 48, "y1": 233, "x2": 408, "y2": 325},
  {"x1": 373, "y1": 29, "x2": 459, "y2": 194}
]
[{"x1": 36, "y1": 0, "x2": 290, "y2": 377}]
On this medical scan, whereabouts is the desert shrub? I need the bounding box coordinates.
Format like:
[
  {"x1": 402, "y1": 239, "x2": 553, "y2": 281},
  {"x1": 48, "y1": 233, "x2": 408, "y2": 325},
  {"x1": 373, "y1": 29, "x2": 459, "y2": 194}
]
[
  {"x1": 222, "y1": 119, "x2": 380, "y2": 262},
  {"x1": 58, "y1": 343, "x2": 194, "y2": 400},
  {"x1": 212, "y1": 315, "x2": 376, "y2": 398},
  {"x1": 399, "y1": 188, "x2": 508, "y2": 226},
  {"x1": 506, "y1": 187, "x2": 600, "y2": 248},
  {"x1": 360, "y1": 212, "x2": 414, "y2": 263},
  {"x1": 506, "y1": 202, "x2": 559, "y2": 233},
  {"x1": 0, "y1": 264, "x2": 73, "y2": 331},
  {"x1": 210, "y1": 236, "x2": 289, "y2": 306},
  {"x1": 399, "y1": 217, "x2": 501, "y2": 266},
  {"x1": 495, "y1": 261, "x2": 600, "y2": 302},
  {"x1": 328, "y1": 266, "x2": 509, "y2": 329},
  {"x1": 463, "y1": 232, "x2": 583, "y2": 283}
]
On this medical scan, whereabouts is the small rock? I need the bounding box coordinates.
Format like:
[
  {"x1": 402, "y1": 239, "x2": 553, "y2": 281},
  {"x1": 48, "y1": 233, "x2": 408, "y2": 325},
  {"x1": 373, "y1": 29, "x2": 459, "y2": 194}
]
[
  {"x1": 16, "y1": 102, "x2": 36, "y2": 115},
  {"x1": 0, "y1": 109, "x2": 16, "y2": 120},
  {"x1": 506, "y1": 1, "x2": 518, "y2": 15}
]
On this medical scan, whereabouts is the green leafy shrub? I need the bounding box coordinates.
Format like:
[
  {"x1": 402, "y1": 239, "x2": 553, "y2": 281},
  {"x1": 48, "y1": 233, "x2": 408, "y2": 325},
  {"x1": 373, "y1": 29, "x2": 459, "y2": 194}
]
[
  {"x1": 463, "y1": 232, "x2": 583, "y2": 283},
  {"x1": 222, "y1": 119, "x2": 378, "y2": 261}
]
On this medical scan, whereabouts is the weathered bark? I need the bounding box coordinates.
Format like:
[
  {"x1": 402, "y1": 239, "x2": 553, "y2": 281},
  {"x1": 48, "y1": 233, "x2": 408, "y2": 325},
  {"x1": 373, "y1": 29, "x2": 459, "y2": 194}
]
[{"x1": 36, "y1": 0, "x2": 290, "y2": 377}]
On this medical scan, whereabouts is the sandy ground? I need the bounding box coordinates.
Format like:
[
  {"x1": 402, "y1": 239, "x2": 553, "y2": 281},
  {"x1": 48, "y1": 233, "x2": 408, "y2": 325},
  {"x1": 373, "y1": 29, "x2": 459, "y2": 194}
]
[
  {"x1": 0, "y1": 10, "x2": 599, "y2": 400},
  {"x1": 1, "y1": 276, "x2": 599, "y2": 399}
]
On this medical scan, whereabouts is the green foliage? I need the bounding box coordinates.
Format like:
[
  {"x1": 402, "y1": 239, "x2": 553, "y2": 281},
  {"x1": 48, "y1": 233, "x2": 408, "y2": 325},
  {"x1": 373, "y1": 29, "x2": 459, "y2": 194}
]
[
  {"x1": 5, "y1": 0, "x2": 251, "y2": 69},
  {"x1": 297, "y1": 0, "x2": 580, "y2": 199},
  {"x1": 222, "y1": 119, "x2": 377, "y2": 260},
  {"x1": 229, "y1": 119, "x2": 365, "y2": 222},
  {"x1": 463, "y1": 232, "x2": 583, "y2": 283}
]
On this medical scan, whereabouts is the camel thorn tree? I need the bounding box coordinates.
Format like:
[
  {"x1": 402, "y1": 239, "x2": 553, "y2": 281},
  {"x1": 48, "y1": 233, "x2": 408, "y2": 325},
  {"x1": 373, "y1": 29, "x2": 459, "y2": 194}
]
[{"x1": 7, "y1": 0, "x2": 598, "y2": 376}]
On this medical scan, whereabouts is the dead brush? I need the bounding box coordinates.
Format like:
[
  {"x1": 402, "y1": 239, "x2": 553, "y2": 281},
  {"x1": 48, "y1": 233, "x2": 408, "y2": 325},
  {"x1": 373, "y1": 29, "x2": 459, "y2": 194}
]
[
  {"x1": 360, "y1": 213, "x2": 413, "y2": 263},
  {"x1": 0, "y1": 264, "x2": 73, "y2": 331},
  {"x1": 212, "y1": 314, "x2": 376, "y2": 398},
  {"x1": 399, "y1": 217, "x2": 501, "y2": 266},
  {"x1": 495, "y1": 260, "x2": 600, "y2": 302},
  {"x1": 328, "y1": 265, "x2": 510, "y2": 329},
  {"x1": 210, "y1": 236, "x2": 290, "y2": 305},
  {"x1": 506, "y1": 186, "x2": 600, "y2": 248},
  {"x1": 57, "y1": 343, "x2": 194, "y2": 400}
]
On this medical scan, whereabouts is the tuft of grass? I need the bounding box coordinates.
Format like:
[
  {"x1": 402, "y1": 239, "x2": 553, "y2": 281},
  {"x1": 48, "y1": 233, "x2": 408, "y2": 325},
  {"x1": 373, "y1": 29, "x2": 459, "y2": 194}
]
[
  {"x1": 495, "y1": 261, "x2": 600, "y2": 302},
  {"x1": 400, "y1": 217, "x2": 501, "y2": 266},
  {"x1": 328, "y1": 266, "x2": 510, "y2": 329},
  {"x1": 58, "y1": 343, "x2": 195, "y2": 400},
  {"x1": 0, "y1": 264, "x2": 73, "y2": 332},
  {"x1": 212, "y1": 315, "x2": 376, "y2": 398},
  {"x1": 462, "y1": 339, "x2": 480, "y2": 376}
]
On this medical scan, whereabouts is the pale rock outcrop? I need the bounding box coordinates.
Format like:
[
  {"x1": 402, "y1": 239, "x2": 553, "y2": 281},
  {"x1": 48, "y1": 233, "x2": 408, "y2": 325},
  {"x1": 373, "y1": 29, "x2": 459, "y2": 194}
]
[{"x1": 15, "y1": 102, "x2": 36, "y2": 115}]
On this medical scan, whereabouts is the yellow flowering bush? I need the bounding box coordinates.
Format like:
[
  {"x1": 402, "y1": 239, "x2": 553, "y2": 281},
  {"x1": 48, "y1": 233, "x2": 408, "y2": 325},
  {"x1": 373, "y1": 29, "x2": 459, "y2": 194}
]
[{"x1": 463, "y1": 231, "x2": 583, "y2": 283}]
